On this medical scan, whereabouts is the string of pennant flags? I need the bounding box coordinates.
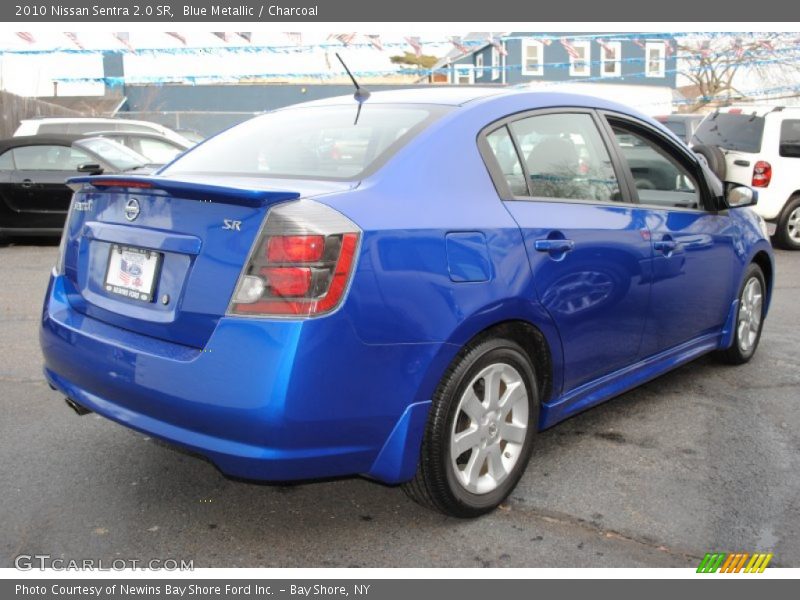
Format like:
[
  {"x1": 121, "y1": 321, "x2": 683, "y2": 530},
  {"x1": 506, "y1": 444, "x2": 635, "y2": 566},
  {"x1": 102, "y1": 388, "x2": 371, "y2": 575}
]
[
  {"x1": 48, "y1": 42, "x2": 800, "y2": 87},
  {"x1": 3, "y1": 31, "x2": 794, "y2": 58}
]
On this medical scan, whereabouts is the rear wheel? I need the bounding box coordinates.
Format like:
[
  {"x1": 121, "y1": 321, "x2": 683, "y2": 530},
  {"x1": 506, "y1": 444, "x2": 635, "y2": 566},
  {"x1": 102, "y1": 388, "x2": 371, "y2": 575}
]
[
  {"x1": 773, "y1": 194, "x2": 800, "y2": 250},
  {"x1": 403, "y1": 337, "x2": 539, "y2": 517},
  {"x1": 718, "y1": 263, "x2": 766, "y2": 365}
]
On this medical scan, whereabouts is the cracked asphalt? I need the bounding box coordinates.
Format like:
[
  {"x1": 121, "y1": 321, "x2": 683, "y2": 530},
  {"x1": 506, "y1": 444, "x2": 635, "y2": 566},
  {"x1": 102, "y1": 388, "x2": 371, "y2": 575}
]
[{"x1": 1, "y1": 240, "x2": 798, "y2": 568}]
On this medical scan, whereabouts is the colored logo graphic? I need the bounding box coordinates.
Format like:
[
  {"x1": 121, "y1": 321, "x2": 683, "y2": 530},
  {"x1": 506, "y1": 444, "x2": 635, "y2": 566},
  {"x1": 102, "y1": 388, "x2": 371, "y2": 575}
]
[{"x1": 697, "y1": 552, "x2": 774, "y2": 573}]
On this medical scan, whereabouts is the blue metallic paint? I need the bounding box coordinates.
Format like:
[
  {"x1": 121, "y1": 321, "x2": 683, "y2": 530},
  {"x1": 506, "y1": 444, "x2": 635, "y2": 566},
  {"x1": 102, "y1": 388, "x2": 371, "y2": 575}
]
[{"x1": 41, "y1": 90, "x2": 774, "y2": 485}]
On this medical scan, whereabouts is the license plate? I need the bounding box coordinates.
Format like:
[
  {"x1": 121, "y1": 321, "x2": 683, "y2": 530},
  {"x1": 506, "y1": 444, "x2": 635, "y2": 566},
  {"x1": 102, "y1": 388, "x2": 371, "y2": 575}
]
[{"x1": 104, "y1": 244, "x2": 162, "y2": 303}]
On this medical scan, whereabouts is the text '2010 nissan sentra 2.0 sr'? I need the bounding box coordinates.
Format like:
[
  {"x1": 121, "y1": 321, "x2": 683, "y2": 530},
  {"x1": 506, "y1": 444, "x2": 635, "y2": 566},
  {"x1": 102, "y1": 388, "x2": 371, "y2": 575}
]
[{"x1": 41, "y1": 88, "x2": 774, "y2": 517}]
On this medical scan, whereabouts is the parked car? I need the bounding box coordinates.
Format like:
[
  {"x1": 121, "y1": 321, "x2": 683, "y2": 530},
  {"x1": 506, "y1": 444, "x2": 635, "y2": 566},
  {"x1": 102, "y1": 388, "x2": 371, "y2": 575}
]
[
  {"x1": 654, "y1": 113, "x2": 704, "y2": 145},
  {"x1": 15, "y1": 117, "x2": 192, "y2": 148},
  {"x1": 83, "y1": 130, "x2": 192, "y2": 165},
  {"x1": 691, "y1": 106, "x2": 800, "y2": 249},
  {"x1": 0, "y1": 135, "x2": 148, "y2": 239},
  {"x1": 40, "y1": 89, "x2": 773, "y2": 517}
]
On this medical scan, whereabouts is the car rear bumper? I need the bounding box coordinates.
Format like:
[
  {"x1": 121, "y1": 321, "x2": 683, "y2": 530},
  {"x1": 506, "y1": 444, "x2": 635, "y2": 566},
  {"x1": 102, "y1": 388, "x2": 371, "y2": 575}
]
[{"x1": 40, "y1": 274, "x2": 440, "y2": 484}]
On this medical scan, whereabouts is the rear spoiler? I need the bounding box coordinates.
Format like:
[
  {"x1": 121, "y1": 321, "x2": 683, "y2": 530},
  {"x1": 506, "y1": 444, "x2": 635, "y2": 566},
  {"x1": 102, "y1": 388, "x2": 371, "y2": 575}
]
[{"x1": 67, "y1": 175, "x2": 300, "y2": 208}]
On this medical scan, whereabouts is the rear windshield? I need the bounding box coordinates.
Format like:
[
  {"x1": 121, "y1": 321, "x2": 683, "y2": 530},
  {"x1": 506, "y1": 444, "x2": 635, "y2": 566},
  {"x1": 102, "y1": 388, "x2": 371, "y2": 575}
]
[
  {"x1": 661, "y1": 120, "x2": 686, "y2": 138},
  {"x1": 691, "y1": 113, "x2": 765, "y2": 153},
  {"x1": 162, "y1": 104, "x2": 445, "y2": 180}
]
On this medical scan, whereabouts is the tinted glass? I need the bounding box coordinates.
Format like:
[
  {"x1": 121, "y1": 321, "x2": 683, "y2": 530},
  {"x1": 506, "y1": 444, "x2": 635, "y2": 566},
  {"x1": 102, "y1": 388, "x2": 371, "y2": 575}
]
[
  {"x1": 76, "y1": 138, "x2": 147, "y2": 171},
  {"x1": 779, "y1": 119, "x2": 800, "y2": 157},
  {"x1": 692, "y1": 113, "x2": 765, "y2": 153},
  {"x1": 510, "y1": 113, "x2": 620, "y2": 202},
  {"x1": 485, "y1": 126, "x2": 527, "y2": 196},
  {"x1": 0, "y1": 150, "x2": 14, "y2": 170},
  {"x1": 11, "y1": 145, "x2": 91, "y2": 170},
  {"x1": 163, "y1": 105, "x2": 443, "y2": 180},
  {"x1": 662, "y1": 120, "x2": 687, "y2": 138},
  {"x1": 612, "y1": 126, "x2": 701, "y2": 209}
]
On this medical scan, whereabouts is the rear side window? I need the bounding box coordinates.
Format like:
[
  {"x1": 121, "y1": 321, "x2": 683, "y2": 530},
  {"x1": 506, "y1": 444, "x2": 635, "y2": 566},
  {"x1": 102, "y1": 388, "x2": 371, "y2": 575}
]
[
  {"x1": 692, "y1": 113, "x2": 764, "y2": 153},
  {"x1": 485, "y1": 126, "x2": 527, "y2": 196},
  {"x1": 779, "y1": 119, "x2": 800, "y2": 158},
  {"x1": 509, "y1": 112, "x2": 621, "y2": 202},
  {"x1": 163, "y1": 104, "x2": 445, "y2": 180},
  {"x1": 0, "y1": 150, "x2": 14, "y2": 170}
]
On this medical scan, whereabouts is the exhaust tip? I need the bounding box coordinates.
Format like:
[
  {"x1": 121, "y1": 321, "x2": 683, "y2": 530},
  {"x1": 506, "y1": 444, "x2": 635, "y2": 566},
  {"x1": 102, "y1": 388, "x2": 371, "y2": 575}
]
[{"x1": 65, "y1": 397, "x2": 92, "y2": 416}]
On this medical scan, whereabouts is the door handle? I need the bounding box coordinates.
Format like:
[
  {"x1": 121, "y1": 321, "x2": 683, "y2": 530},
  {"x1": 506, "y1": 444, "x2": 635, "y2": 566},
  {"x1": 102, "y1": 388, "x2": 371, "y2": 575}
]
[
  {"x1": 20, "y1": 179, "x2": 34, "y2": 189},
  {"x1": 653, "y1": 239, "x2": 678, "y2": 253},
  {"x1": 534, "y1": 239, "x2": 575, "y2": 253}
]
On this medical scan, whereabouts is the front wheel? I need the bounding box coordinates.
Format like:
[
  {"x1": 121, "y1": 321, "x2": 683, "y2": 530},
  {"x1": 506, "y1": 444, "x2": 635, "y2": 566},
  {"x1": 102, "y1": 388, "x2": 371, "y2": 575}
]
[
  {"x1": 403, "y1": 337, "x2": 539, "y2": 517},
  {"x1": 773, "y1": 194, "x2": 800, "y2": 250},
  {"x1": 718, "y1": 263, "x2": 766, "y2": 365}
]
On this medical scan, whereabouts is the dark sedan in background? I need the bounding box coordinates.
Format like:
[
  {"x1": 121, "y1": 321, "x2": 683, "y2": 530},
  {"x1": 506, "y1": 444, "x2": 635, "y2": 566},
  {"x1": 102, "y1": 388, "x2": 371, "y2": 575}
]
[{"x1": 0, "y1": 134, "x2": 148, "y2": 239}]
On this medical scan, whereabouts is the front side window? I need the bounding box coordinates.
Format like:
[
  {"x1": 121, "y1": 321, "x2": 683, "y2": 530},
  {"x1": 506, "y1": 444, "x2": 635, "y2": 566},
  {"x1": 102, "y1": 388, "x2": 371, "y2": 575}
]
[
  {"x1": 163, "y1": 104, "x2": 444, "y2": 181},
  {"x1": 645, "y1": 42, "x2": 666, "y2": 78},
  {"x1": 523, "y1": 40, "x2": 544, "y2": 76},
  {"x1": 601, "y1": 42, "x2": 621, "y2": 77},
  {"x1": 509, "y1": 112, "x2": 621, "y2": 202},
  {"x1": 569, "y1": 41, "x2": 591, "y2": 76},
  {"x1": 10, "y1": 145, "x2": 91, "y2": 171},
  {"x1": 611, "y1": 125, "x2": 701, "y2": 209}
]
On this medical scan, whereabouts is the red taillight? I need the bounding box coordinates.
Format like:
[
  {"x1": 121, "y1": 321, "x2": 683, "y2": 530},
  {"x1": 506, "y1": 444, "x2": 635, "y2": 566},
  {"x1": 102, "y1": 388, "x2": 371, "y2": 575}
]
[
  {"x1": 90, "y1": 179, "x2": 154, "y2": 189},
  {"x1": 262, "y1": 267, "x2": 312, "y2": 297},
  {"x1": 267, "y1": 235, "x2": 325, "y2": 263},
  {"x1": 229, "y1": 200, "x2": 360, "y2": 318},
  {"x1": 752, "y1": 161, "x2": 772, "y2": 187},
  {"x1": 728, "y1": 108, "x2": 742, "y2": 114}
]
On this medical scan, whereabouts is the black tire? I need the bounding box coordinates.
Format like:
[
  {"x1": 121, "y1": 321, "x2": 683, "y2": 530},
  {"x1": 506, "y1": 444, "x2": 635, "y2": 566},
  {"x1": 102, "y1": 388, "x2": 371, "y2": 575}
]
[
  {"x1": 717, "y1": 263, "x2": 766, "y2": 365},
  {"x1": 773, "y1": 194, "x2": 800, "y2": 250},
  {"x1": 403, "y1": 337, "x2": 539, "y2": 518},
  {"x1": 693, "y1": 144, "x2": 727, "y2": 180}
]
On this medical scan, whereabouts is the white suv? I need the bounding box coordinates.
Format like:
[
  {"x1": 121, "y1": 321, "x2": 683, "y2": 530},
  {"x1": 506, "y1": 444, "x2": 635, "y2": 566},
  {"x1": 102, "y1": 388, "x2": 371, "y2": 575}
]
[
  {"x1": 14, "y1": 117, "x2": 191, "y2": 148},
  {"x1": 691, "y1": 106, "x2": 800, "y2": 249}
]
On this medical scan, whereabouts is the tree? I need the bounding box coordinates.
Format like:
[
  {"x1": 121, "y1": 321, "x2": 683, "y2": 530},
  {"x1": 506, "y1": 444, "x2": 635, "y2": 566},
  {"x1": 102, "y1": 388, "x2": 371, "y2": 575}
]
[
  {"x1": 389, "y1": 52, "x2": 439, "y2": 70},
  {"x1": 677, "y1": 33, "x2": 800, "y2": 111}
]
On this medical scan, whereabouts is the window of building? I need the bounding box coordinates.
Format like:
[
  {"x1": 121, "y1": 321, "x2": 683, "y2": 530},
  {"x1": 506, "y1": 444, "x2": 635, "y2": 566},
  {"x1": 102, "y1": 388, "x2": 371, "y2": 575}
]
[
  {"x1": 522, "y1": 40, "x2": 544, "y2": 76},
  {"x1": 491, "y1": 46, "x2": 501, "y2": 81},
  {"x1": 451, "y1": 65, "x2": 475, "y2": 85},
  {"x1": 601, "y1": 41, "x2": 621, "y2": 77},
  {"x1": 645, "y1": 42, "x2": 666, "y2": 78},
  {"x1": 568, "y1": 41, "x2": 591, "y2": 77},
  {"x1": 475, "y1": 54, "x2": 484, "y2": 79}
]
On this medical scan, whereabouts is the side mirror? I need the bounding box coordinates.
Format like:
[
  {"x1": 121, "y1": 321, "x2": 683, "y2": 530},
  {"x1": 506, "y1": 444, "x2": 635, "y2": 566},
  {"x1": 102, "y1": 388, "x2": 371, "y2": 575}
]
[
  {"x1": 726, "y1": 185, "x2": 758, "y2": 208},
  {"x1": 77, "y1": 163, "x2": 103, "y2": 175}
]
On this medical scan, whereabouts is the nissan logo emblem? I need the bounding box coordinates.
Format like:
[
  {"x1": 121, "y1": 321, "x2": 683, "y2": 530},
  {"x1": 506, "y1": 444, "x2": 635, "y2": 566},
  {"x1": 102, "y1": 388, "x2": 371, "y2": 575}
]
[{"x1": 124, "y1": 198, "x2": 141, "y2": 222}]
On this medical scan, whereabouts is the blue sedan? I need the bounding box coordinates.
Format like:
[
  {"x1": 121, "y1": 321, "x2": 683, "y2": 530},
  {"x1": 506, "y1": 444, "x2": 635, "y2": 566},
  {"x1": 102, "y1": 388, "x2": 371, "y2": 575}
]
[{"x1": 40, "y1": 88, "x2": 773, "y2": 517}]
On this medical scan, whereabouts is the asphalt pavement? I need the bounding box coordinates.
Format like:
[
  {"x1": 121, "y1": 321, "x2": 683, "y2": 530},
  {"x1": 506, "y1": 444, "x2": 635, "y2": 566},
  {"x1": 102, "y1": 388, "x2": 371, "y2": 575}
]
[{"x1": 1, "y1": 240, "x2": 798, "y2": 568}]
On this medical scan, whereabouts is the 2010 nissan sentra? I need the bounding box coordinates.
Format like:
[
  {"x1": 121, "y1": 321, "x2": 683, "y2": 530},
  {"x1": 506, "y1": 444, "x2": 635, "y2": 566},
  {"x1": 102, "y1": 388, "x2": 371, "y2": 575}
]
[{"x1": 40, "y1": 88, "x2": 774, "y2": 517}]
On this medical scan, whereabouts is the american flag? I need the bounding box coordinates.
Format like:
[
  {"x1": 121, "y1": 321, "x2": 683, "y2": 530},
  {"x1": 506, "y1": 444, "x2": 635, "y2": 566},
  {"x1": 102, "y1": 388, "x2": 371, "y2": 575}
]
[
  {"x1": 237, "y1": 32, "x2": 252, "y2": 43},
  {"x1": 64, "y1": 32, "x2": 84, "y2": 50},
  {"x1": 450, "y1": 36, "x2": 469, "y2": 55},
  {"x1": 330, "y1": 33, "x2": 356, "y2": 46},
  {"x1": 733, "y1": 38, "x2": 745, "y2": 59},
  {"x1": 664, "y1": 41, "x2": 674, "y2": 58},
  {"x1": 284, "y1": 32, "x2": 302, "y2": 46},
  {"x1": 757, "y1": 39, "x2": 775, "y2": 51},
  {"x1": 699, "y1": 40, "x2": 711, "y2": 58},
  {"x1": 15, "y1": 32, "x2": 35, "y2": 44},
  {"x1": 632, "y1": 38, "x2": 647, "y2": 50},
  {"x1": 212, "y1": 32, "x2": 232, "y2": 43},
  {"x1": 366, "y1": 34, "x2": 383, "y2": 51},
  {"x1": 114, "y1": 32, "x2": 136, "y2": 54},
  {"x1": 541, "y1": 38, "x2": 553, "y2": 46},
  {"x1": 560, "y1": 37, "x2": 581, "y2": 60},
  {"x1": 596, "y1": 38, "x2": 615, "y2": 55},
  {"x1": 405, "y1": 36, "x2": 423, "y2": 57},
  {"x1": 487, "y1": 35, "x2": 508, "y2": 57},
  {"x1": 166, "y1": 32, "x2": 187, "y2": 45}
]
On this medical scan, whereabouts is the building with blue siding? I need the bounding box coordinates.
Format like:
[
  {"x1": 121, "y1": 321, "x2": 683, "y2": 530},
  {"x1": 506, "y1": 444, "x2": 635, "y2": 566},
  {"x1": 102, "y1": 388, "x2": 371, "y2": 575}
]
[{"x1": 440, "y1": 32, "x2": 677, "y2": 89}]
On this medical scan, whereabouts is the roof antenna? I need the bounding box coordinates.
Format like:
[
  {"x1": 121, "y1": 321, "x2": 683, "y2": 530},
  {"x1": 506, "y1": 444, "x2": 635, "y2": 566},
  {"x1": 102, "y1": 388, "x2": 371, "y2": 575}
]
[{"x1": 336, "y1": 52, "x2": 370, "y2": 125}]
